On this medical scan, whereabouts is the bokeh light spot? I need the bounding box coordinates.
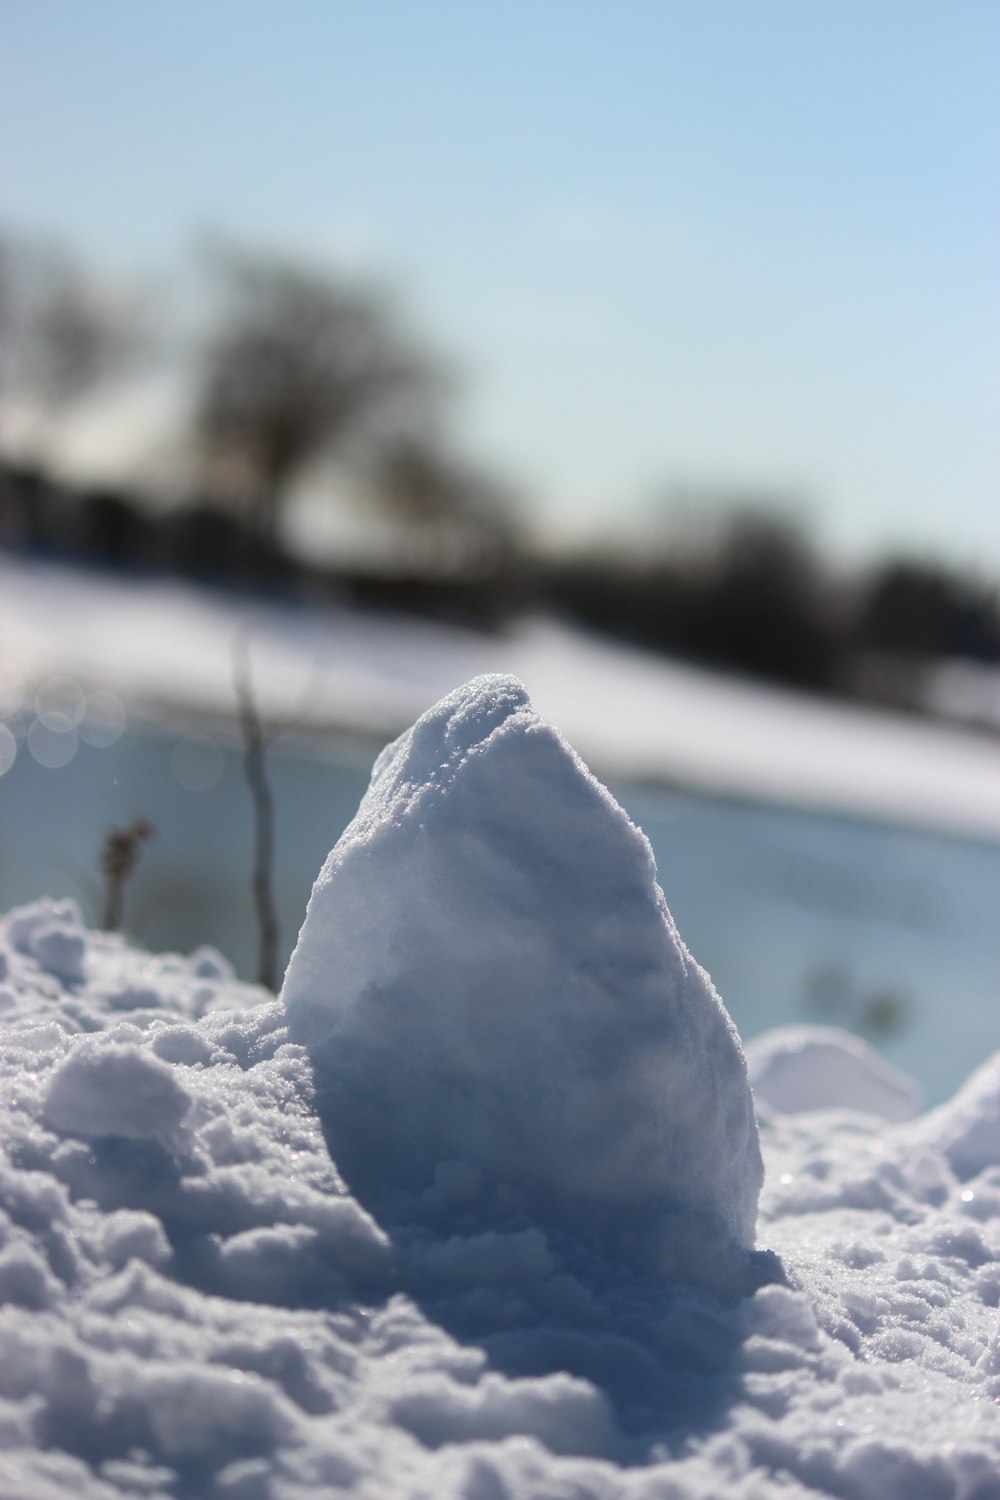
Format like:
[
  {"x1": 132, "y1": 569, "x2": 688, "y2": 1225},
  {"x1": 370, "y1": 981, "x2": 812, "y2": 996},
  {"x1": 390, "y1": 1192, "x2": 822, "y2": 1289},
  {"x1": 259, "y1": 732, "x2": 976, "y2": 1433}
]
[
  {"x1": 171, "y1": 734, "x2": 224, "y2": 792},
  {"x1": 0, "y1": 681, "x2": 24, "y2": 720},
  {"x1": 0, "y1": 724, "x2": 16, "y2": 776},
  {"x1": 79, "y1": 689, "x2": 127, "y2": 747},
  {"x1": 27, "y1": 712, "x2": 79, "y2": 769},
  {"x1": 35, "y1": 675, "x2": 87, "y2": 726}
]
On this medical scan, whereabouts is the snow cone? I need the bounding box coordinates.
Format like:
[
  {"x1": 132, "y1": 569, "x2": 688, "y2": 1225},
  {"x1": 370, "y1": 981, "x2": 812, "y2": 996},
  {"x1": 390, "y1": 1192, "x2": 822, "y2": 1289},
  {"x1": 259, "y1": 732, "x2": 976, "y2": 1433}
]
[{"x1": 282, "y1": 675, "x2": 763, "y2": 1290}]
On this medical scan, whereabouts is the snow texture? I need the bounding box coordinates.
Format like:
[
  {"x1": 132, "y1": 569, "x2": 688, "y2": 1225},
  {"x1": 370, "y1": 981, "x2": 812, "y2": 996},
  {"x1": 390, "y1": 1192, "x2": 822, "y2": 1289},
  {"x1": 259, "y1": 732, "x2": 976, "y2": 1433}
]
[
  {"x1": 45, "y1": 1039, "x2": 193, "y2": 1142},
  {"x1": 282, "y1": 674, "x2": 763, "y2": 1288},
  {"x1": 2, "y1": 689, "x2": 1000, "y2": 1499}
]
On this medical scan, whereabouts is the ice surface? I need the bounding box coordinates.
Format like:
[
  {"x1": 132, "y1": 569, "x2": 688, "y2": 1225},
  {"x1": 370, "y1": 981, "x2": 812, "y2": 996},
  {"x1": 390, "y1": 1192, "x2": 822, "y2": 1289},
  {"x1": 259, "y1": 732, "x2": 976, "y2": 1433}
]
[
  {"x1": 747, "y1": 1025, "x2": 924, "y2": 1122},
  {"x1": 281, "y1": 675, "x2": 763, "y2": 1287}
]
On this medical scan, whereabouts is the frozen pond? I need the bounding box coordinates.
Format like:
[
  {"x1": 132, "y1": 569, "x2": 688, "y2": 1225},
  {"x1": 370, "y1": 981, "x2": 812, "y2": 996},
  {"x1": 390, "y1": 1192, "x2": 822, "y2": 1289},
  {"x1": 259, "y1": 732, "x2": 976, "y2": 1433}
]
[{"x1": 1, "y1": 712, "x2": 998, "y2": 1104}]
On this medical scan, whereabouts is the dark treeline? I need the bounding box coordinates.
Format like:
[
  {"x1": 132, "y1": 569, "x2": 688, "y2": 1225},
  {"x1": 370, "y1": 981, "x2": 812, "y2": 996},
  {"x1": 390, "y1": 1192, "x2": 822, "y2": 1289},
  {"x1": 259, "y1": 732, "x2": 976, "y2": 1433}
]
[
  {"x1": 550, "y1": 512, "x2": 840, "y2": 691},
  {"x1": 4, "y1": 457, "x2": 1000, "y2": 714},
  {"x1": 549, "y1": 514, "x2": 1000, "y2": 698},
  {"x1": 0, "y1": 457, "x2": 531, "y2": 629}
]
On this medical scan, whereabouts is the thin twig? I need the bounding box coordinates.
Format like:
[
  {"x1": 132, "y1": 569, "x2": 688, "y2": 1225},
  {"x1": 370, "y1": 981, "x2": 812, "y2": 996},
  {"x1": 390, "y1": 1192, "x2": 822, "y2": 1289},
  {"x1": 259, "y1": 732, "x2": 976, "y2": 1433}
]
[{"x1": 233, "y1": 636, "x2": 280, "y2": 989}]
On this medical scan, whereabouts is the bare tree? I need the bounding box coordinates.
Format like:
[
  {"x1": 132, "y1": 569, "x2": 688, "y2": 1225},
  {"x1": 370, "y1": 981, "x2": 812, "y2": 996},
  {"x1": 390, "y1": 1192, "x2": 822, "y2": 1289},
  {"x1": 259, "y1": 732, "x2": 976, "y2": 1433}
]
[
  {"x1": 370, "y1": 432, "x2": 522, "y2": 578},
  {"x1": 195, "y1": 249, "x2": 444, "y2": 545},
  {"x1": 0, "y1": 231, "x2": 145, "y2": 459},
  {"x1": 373, "y1": 434, "x2": 472, "y2": 526}
]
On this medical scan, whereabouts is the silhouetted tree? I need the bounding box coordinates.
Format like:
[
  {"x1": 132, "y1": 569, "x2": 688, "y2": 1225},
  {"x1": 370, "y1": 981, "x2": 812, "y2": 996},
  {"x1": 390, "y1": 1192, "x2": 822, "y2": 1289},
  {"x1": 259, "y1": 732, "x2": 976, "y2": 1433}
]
[
  {"x1": 692, "y1": 509, "x2": 838, "y2": 687},
  {"x1": 854, "y1": 560, "x2": 1000, "y2": 662},
  {"x1": 0, "y1": 231, "x2": 144, "y2": 459},
  {"x1": 194, "y1": 250, "x2": 443, "y2": 547},
  {"x1": 374, "y1": 434, "x2": 519, "y2": 556},
  {"x1": 373, "y1": 434, "x2": 470, "y2": 526},
  {"x1": 75, "y1": 487, "x2": 150, "y2": 569},
  {"x1": 154, "y1": 501, "x2": 262, "y2": 584},
  {"x1": 549, "y1": 505, "x2": 839, "y2": 689},
  {"x1": 364, "y1": 433, "x2": 527, "y2": 619}
]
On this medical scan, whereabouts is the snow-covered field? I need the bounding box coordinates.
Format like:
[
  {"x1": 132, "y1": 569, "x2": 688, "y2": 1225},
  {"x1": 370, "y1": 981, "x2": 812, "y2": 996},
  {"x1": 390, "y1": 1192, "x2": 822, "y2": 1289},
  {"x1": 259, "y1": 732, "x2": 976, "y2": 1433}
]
[
  {"x1": 5, "y1": 554, "x2": 1000, "y2": 840},
  {"x1": 2, "y1": 679, "x2": 998, "y2": 1499}
]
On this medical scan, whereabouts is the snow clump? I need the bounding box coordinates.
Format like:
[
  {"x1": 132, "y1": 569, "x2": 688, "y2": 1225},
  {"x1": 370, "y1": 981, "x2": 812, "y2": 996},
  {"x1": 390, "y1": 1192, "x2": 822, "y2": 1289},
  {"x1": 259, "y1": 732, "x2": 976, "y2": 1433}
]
[
  {"x1": 44, "y1": 1037, "x2": 193, "y2": 1141},
  {"x1": 281, "y1": 674, "x2": 764, "y2": 1289}
]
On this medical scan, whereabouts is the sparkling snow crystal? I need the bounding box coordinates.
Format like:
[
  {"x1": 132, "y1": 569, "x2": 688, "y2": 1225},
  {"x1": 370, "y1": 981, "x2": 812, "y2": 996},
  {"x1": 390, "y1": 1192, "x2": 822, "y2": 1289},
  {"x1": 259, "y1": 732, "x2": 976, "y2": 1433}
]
[{"x1": 281, "y1": 674, "x2": 764, "y2": 1287}]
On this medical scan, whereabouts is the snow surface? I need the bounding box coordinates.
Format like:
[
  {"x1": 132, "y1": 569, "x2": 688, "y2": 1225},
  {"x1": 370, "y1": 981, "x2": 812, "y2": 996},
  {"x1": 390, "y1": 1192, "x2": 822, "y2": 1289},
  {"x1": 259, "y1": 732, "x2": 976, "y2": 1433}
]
[
  {"x1": 6, "y1": 553, "x2": 1000, "y2": 840},
  {"x1": 1, "y1": 684, "x2": 999, "y2": 1499}
]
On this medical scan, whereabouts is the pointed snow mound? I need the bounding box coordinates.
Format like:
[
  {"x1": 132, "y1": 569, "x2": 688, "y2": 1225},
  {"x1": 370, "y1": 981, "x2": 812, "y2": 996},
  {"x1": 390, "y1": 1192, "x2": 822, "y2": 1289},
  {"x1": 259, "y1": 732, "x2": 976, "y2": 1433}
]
[
  {"x1": 281, "y1": 675, "x2": 763, "y2": 1284},
  {"x1": 746, "y1": 1026, "x2": 923, "y2": 1122}
]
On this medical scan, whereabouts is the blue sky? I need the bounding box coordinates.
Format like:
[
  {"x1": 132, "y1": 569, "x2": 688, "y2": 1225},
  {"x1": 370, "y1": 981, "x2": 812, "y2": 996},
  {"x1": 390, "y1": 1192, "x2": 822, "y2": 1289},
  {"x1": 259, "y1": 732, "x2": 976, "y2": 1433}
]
[{"x1": 3, "y1": 0, "x2": 998, "y2": 565}]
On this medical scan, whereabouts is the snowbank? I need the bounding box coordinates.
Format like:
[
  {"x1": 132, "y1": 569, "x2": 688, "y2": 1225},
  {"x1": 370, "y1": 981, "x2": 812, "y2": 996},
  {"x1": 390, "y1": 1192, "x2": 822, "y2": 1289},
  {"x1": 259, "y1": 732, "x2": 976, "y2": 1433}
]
[
  {"x1": 6, "y1": 552, "x2": 1000, "y2": 839},
  {"x1": 282, "y1": 675, "x2": 763, "y2": 1290},
  {"x1": 746, "y1": 1026, "x2": 924, "y2": 1122},
  {"x1": 1, "y1": 686, "x2": 999, "y2": 1499}
]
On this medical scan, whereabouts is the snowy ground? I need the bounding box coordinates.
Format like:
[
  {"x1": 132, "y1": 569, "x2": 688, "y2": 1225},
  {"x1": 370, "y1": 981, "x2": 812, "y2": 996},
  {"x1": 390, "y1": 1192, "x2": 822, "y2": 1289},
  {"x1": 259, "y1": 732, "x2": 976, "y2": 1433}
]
[
  {"x1": 4, "y1": 554, "x2": 1000, "y2": 840},
  {"x1": 2, "y1": 680, "x2": 999, "y2": 1499}
]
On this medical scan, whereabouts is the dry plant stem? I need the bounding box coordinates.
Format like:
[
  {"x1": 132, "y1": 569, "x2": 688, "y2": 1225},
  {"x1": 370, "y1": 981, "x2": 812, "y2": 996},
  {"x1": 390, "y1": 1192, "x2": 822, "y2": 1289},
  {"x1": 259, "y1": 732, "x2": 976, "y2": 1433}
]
[
  {"x1": 234, "y1": 644, "x2": 280, "y2": 990},
  {"x1": 101, "y1": 818, "x2": 154, "y2": 932}
]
